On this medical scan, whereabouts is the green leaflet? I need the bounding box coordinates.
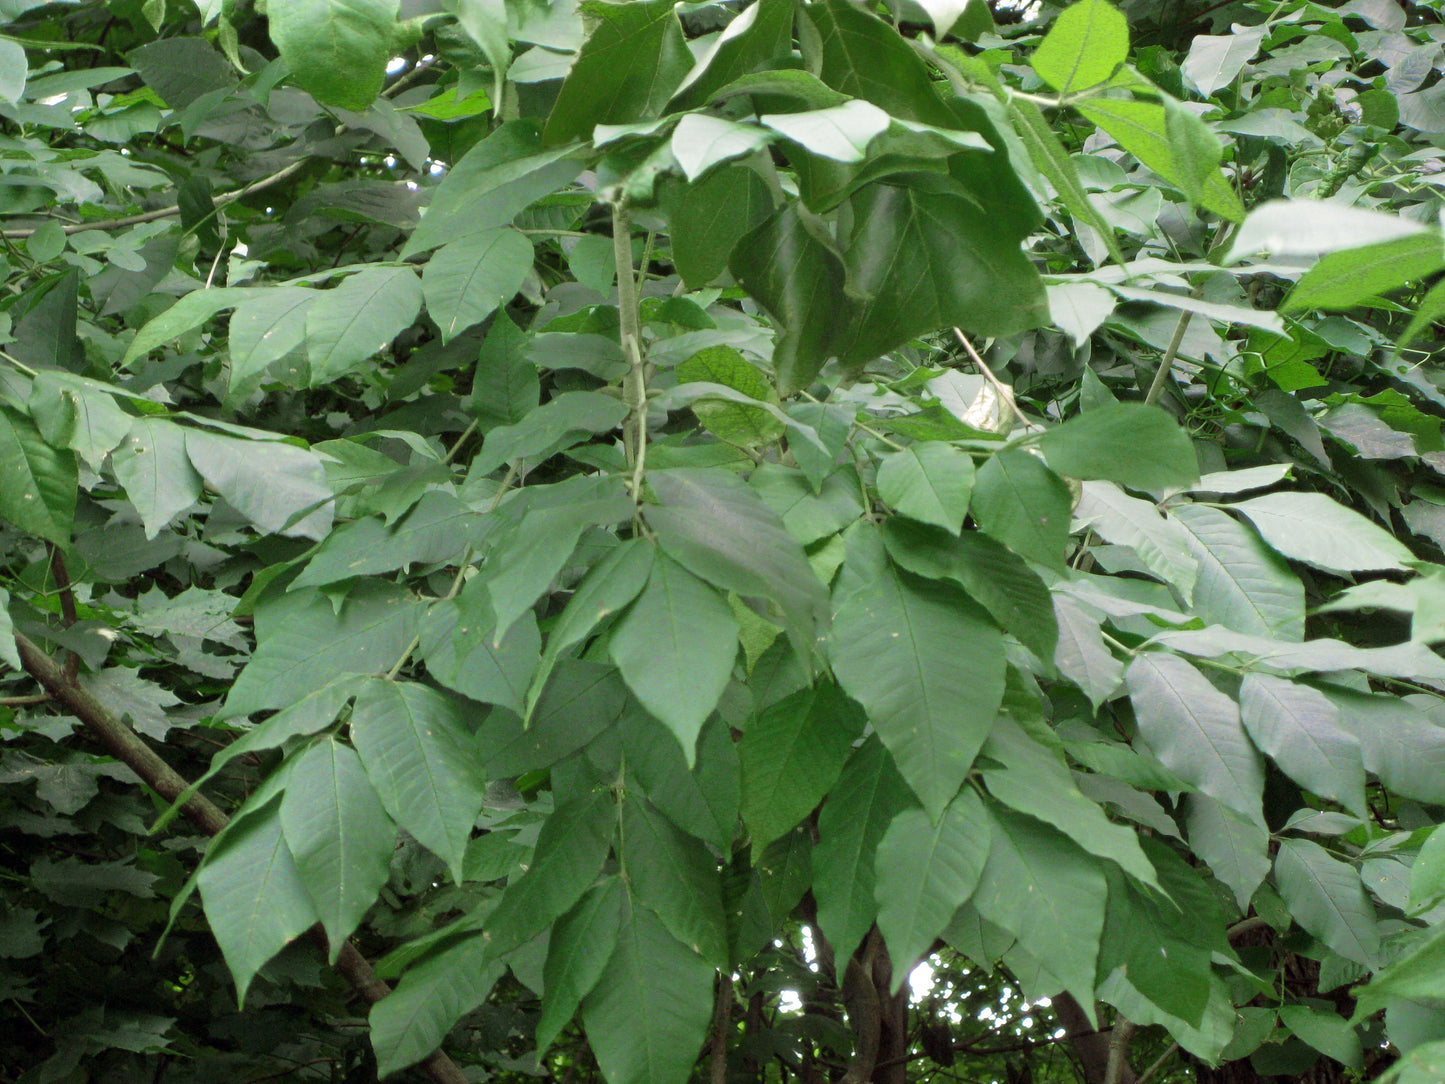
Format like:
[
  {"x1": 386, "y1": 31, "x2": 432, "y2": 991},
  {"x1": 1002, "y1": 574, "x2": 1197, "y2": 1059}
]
[
  {"x1": 198, "y1": 799, "x2": 320, "y2": 1006},
  {"x1": 1035, "y1": 402, "x2": 1199, "y2": 494},
  {"x1": 1031, "y1": 0, "x2": 1128, "y2": 93},
  {"x1": 221, "y1": 584, "x2": 420, "y2": 719},
  {"x1": 542, "y1": 0, "x2": 691, "y2": 146},
  {"x1": 537, "y1": 877, "x2": 624, "y2": 1055},
  {"x1": 620, "y1": 712, "x2": 741, "y2": 852},
  {"x1": 1096, "y1": 867, "x2": 1212, "y2": 1027},
  {"x1": 267, "y1": 0, "x2": 394, "y2": 111},
  {"x1": 484, "y1": 789, "x2": 616, "y2": 959},
  {"x1": 980, "y1": 715, "x2": 1161, "y2": 891},
  {"x1": 970, "y1": 802, "x2": 1107, "y2": 1008},
  {"x1": 644, "y1": 467, "x2": 826, "y2": 656},
  {"x1": 370, "y1": 933, "x2": 506, "y2": 1077},
  {"x1": 524, "y1": 537, "x2": 654, "y2": 723},
  {"x1": 814, "y1": 736, "x2": 918, "y2": 962},
  {"x1": 874, "y1": 791, "x2": 990, "y2": 985},
  {"x1": 305, "y1": 267, "x2": 423, "y2": 386},
  {"x1": 610, "y1": 553, "x2": 739, "y2": 764},
  {"x1": 279, "y1": 739, "x2": 394, "y2": 960},
  {"x1": 1183, "y1": 794, "x2": 1269, "y2": 912},
  {"x1": 882, "y1": 520, "x2": 1058, "y2": 663},
  {"x1": 349, "y1": 679, "x2": 488, "y2": 884},
  {"x1": 829, "y1": 525, "x2": 1006, "y2": 817},
  {"x1": 185, "y1": 428, "x2": 333, "y2": 541},
  {"x1": 740, "y1": 683, "x2": 863, "y2": 851},
  {"x1": 1283, "y1": 231, "x2": 1445, "y2": 314},
  {"x1": 620, "y1": 795, "x2": 728, "y2": 967},
  {"x1": 0, "y1": 405, "x2": 76, "y2": 544},
  {"x1": 1239, "y1": 673, "x2": 1367, "y2": 819},
  {"x1": 1274, "y1": 838, "x2": 1381, "y2": 970},
  {"x1": 422, "y1": 228, "x2": 534, "y2": 343},
  {"x1": 971, "y1": 448, "x2": 1073, "y2": 571},
  {"x1": 1227, "y1": 490, "x2": 1413, "y2": 574},
  {"x1": 579, "y1": 892, "x2": 714, "y2": 1084},
  {"x1": 875, "y1": 442, "x2": 974, "y2": 533},
  {"x1": 1171, "y1": 503, "x2": 1305, "y2": 641},
  {"x1": 1126, "y1": 652, "x2": 1264, "y2": 824}
]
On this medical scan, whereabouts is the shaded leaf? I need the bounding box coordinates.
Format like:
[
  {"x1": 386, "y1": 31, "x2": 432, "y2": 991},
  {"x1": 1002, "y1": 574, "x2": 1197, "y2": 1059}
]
[
  {"x1": 542, "y1": 0, "x2": 691, "y2": 145},
  {"x1": 1126, "y1": 653, "x2": 1263, "y2": 824},
  {"x1": 198, "y1": 801, "x2": 319, "y2": 1006},
  {"x1": 814, "y1": 736, "x2": 918, "y2": 962},
  {"x1": 970, "y1": 802, "x2": 1106, "y2": 1006},
  {"x1": 1240, "y1": 674, "x2": 1366, "y2": 819},
  {"x1": 579, "y1": 894, "x2": 714, "y2": 1084},
  {"x1": 0, "y1": 405, "x2": 76, "y2": 544},
  {"x1": 280, "y1": 739, "x2": 394, "y2": 959},
  {"x1": 971, "y1": 448, "x2": 1072, "y2": 571},
  {"x1": 875, "y1": 791, "x2": 990, "y2": 983},
  {"x1": 876, "y1": 443, "x2": 975, "y2": 533},
  {"x1": 350, "y1": 678, "x2": 488, "y2": 883},
  {"x1": 422, "y1": 229, "x2": 534, "y2": 342},
  {"x1": 1275, "y1": 838, "x2": 1380, "y2": 969},
  {"x1": 740, "y1": 683, "x2": 862, "y2": 851},
  {"x1": 1037, "y1": 402, "x2": 1199, "y2": 493},
  {"x1": 829, "y1": 526, "x2": 1005, "y2": 817},
  {"x1": 610, "y1": 554, "x2": 739, "y2": 765}
]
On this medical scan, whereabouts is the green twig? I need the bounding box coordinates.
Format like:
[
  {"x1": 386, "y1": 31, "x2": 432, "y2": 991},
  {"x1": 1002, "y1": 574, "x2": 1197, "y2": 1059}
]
[{"x1": 613, "y1": 203, "x2": 649, "y2": 496}]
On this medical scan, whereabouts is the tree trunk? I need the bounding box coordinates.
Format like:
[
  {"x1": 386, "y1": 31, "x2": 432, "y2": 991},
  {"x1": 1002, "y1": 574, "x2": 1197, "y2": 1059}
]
[{"x1": 870, "y1": 946, "x2": 909, "y2": 1084}]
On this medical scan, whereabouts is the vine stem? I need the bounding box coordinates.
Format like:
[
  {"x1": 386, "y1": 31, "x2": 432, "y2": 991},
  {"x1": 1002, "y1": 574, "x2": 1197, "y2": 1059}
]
[
  {"x1": 1143, "y1": 308, "x2": 1195, "y2": 407},
  {"x1": 613, "y1": 202, "x2": 648, "y2": 494}
]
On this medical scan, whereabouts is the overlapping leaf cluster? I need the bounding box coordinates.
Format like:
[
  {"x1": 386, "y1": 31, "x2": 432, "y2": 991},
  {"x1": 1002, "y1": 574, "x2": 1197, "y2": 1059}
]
[{"x1": 4, "y1": 1, "x2": 1445, "y2": 1083}]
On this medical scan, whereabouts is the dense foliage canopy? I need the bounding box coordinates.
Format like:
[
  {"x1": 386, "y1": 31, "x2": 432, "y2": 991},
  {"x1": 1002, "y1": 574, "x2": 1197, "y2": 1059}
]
[{"x1": 6, "y1": 0, "x2": 1445, "y2": 1082}]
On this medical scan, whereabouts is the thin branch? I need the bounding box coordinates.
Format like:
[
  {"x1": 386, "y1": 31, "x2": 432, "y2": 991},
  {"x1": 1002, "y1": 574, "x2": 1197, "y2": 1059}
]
[
  {"x1": 1143, "y1": 308, "x2": 1194, "y2": 407},
  {"x1": 952, "y1": 327, "x2": 1035, "y2": 431},
  {"x1": 1, "y1": 157, "x2": 310, "y2": 239},
  {"x1": 1143, "y1": 219, "x2": 1235, "y2": 407},
  {"x1": 1135, "y1": 1041, "x2": 1179, "y2": 1084},
  {"x1": 0, "y1": 692, "x2": 52, "y2": 706},
  {"x1": 11, "y1": 629, "x2": 470, "y2": 1084},
  {"x1": 1104, "y1": 1017, "x2": 1136, "y2": 1084}
]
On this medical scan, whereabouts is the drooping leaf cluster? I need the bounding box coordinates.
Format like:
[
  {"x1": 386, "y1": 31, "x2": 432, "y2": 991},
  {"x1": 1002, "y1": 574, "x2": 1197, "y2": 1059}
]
[{"x1": 4, "y1": 1, "x2": 1445, "y2": 1084}]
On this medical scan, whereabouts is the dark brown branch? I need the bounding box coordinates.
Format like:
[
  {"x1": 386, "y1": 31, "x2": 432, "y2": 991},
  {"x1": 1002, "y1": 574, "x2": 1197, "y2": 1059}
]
[
  {"x1": 47, "y1": 545, "x2": 79, "y2": 680},
  {"x1": 12, "y1": 630, "x2": 469, "y2": 1084},
  {"x1": 840, "y1": 929, "x2": 882, "y2": 1084},
  {"x1": 710, "y1": 972, "x2": 733, "y2": 1084}
]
